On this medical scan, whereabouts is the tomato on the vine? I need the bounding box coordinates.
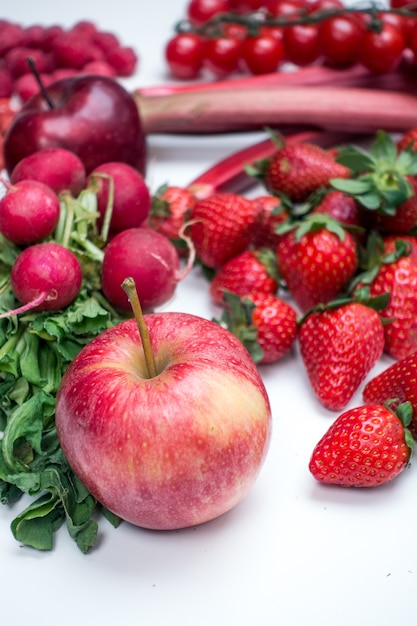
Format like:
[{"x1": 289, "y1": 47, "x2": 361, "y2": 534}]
[
  {"x1": 318, "y1": 15, "x2": 364, "y2": 67},
  {"x1": 265, "y1": 0, "x2": 306, "y2": 18},
  {"x1": 203, "y1": 36, "x2": 243, "y2": 76},
  {"x1": 358, "y1": 23, "x2": 406, "y2": 73},
  {"x1": 308, "y1": 0, "x2": 344, "y2": 12},
  {"x1": 165, "y1": 33, "x2": 205, "y2": 79},
  {"x1": 241, "y1": 33, "x2": 285, "y2": 74},
  {"x1": 187, "y1": 0, "x2": 231, "y2": 26},
  {"x1": 283, "y1": 24, "x2": 321, "y2": 66},
  {"x1": 229, "y1": 0, "x2": 264, "y2": 10}
]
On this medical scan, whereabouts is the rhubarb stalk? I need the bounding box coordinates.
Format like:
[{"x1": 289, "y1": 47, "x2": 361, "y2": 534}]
[
  {"x1": 137, "y1": 61, "x2": 417, "y2": 97},
  {"x1": 136, "y1": 85, "x2": 417, "y2": 135}
]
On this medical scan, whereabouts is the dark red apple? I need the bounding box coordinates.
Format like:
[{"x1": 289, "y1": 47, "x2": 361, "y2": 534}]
[{"x1": 3, "y1": 74, "x2": 147, "y2": 176}]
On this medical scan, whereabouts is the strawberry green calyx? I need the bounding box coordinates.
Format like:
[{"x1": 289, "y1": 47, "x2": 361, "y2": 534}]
[
  {"x1": 387, "y1": 401, "x2": 415, "y2": 462},
  {"x1": 298, "y1": 285, "x2": 390, "y2": 326},
  {"x1": 330, "y1": 130, "x2": 417, "y2": 215},
  {"x1": 215, "y1": 290, "x2": 264, "y2": 364},
  {"x1": 349, "y1": 230, "x2": 411, "y2": 292},
  {"x1": 252, "y1": 247, "x2": 281, "y2": 284},
  {"x1": 276, "y1": 212, "x2": 348, "y2": 242}
]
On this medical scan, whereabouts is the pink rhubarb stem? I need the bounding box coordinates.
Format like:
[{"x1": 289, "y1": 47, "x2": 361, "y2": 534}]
[
  {"x1": 186, "y1": 130, "x2": 361, "y2": 199},
  {"x1": 137, "y1": 61, "x2": 417, "y2": 97},
  {"x1": 135, "y1": 85, "x2": 417, "y2": 136}
]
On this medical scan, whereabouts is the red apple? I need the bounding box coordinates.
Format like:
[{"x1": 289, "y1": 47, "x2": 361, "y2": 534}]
[
  {"x1": 3, "y1": 74, "x2": 147, "y2": 176},
  {"x1": 55, "y1": 311, "x2": 272, "y2": 530}
]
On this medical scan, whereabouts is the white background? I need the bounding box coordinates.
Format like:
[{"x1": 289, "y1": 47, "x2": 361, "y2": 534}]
[{"x1": 1, "y1": 1, "x2": 416, "y2": 625}]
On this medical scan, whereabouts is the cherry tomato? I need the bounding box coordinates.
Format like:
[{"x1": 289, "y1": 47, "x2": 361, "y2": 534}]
[
  {"x1": 187, "y1": 0, "x2": 231, "y2": 26},
  {"x1": 308, "y1": 0, "x2": 344, "y2": 12},
  {"x1": 283, "y1": 24, "x2": 321, "y2": 66},
  {"x1": 358, "y1": 23, "x2": 406, "y2": 73},
  {"x1": 165, "y1": 33, "x2": 205, "y2": 79},
  {"x1": 203, "y1": 36, "x2": 243, "y2": 76},
  {"x1": 241, "y1": 34, "x2": 285, "y2": 74},
  {"x1": 318, "y1": 15, "x2": 364, "y2": 67},
  {"x1": 265, "y1": 0, "x2": 306, "y2": 17},
  {"x1": 222, "y1": 22, "x2": 248, "y2": 39},
  {"x1": 229, "y1": 0, "x2": 264, "y2": 10}
]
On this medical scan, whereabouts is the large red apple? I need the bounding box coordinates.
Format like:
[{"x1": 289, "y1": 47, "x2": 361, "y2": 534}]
[
  {"x1": 55, "y1": 312, "x2": 272, "y2": 530},
  {"x1": 3, "y1": 74, "x2": 147, "y2": 175}
]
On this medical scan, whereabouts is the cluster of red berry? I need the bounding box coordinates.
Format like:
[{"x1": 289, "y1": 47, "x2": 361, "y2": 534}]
[
  {"x1": 165, "y1": 0, "x2": 417, "y2": 79},
  {"x1": 0, "y1": 19, "x2": 138, "y2": 103}
]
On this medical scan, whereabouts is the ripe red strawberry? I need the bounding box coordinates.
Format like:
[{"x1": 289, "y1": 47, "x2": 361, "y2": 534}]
[
  {"x1": 148, "y1": 184, "x2": 196, "y2": 253},
  {"x1": 363, "y1": 351, "x2": 417, "y2": 436},
  {"x1": 217, "y1": 290, "x2": 298, "y2": 364},
  {"x1": 365, "y1": 176, "x2": 417, "y2": 235},
  {"x1": 209, "y1": 248, "x2": 279, "y2": 306},
  {"x1": 265, "y1": 142, "x2": 350, "y2": 202},
  {"x1": 311, "y1": 190, "x2": 365, "y2": 232},
  {"x1": 189, "y1": 192, "x2": 259, "y2": 269},
  {"x1": 309, "y1": 403, "x2": 413, "y2": 487},
  {"x1": 382, "y1": 234, "x2": 417, "y2": 259},
  {"x1": 397, "y1": 127, "x2": 417, "y2": 152},
  {"x1": 276, "y1": 215, "x2": 358, "y2": 313},
  {"x1": 355, "y1": 239, "x2": 417, "y2": 360},
  {"x1": 298, "y1": 300, "x2": 385, "y2": 410},
  {"x1": 250, "y1": 194, "x2": 289, "y2": 250}
]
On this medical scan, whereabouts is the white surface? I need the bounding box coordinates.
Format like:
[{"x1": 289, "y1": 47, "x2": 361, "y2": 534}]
[{"x1": 1, "y1": 2, "x2": 416, "y2": 625}]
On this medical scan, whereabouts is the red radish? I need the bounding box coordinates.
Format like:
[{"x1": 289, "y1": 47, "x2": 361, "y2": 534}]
[
  {"x1": 0, "y1": 179, "x2": 60, "y2": 245},
  {"x1": 87, "y1": 161, "x2": 151, "y2": 238},
  {"x1": 0, "y1": 242, "x2": 82, "y2": 318},
  {"x1": 101, "y1": 227, "x2": 193, "y2": 313},
  {"x1": 10, "y1": 147, "x2": 87, "y2": 197}
]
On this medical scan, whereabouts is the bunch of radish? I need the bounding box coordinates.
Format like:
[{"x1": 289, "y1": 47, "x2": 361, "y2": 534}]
[{"x1": 0, "y1": 145, "x2": 194, "y2": 321}]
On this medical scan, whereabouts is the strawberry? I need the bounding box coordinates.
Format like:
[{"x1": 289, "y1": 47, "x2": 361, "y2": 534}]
[
  {"x1": 363, "y1": 351, "x2": 417, "y2": 436},
  {"x1": 382, "y1": 234, "x2": 417, "y2": 259},
  {"x1": 189, "y1": 192, "x2": 259, "y2": 269},
  {"x1": 217, "y1": 290, "x2": 298, "y2": 364},
  {"x1": 397, "y1": 127, "x2": 417, "y2": 152},
  {"x1": 264, "y1": 141, "x2": 350, "y2": 202},
  {"x1": 309, "y1": 402, "x2": 414, "y2": 487},
  {"x1": 276, "y1": 214, "x2": 358, "y2": 313},
  {"x1": 365, "y1": 177, "x2": 417, "y2": 235},
  {"x1": 250, "y1": 194, "x2": 289, "y2": 250},
  {"x1": 353, "y1": 233, "x2": 417, "y2": 360},
  {"x1": 148, "y1": 184, "x2": 196, "y2": 253},
  {"x1": 209, "y1": 248, "x2": 279, "y2": 306},
  {"x1": 298, "y1": 299, "x2": 386, "y2": 410},
  {"x1": 311, "y1": 190, "x2": 365, "y2": 233}
]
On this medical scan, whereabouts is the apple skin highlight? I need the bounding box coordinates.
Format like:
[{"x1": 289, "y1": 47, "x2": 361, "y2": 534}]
[{"x1": 56, "y1": 312, "x2": 272, "y2": 530}]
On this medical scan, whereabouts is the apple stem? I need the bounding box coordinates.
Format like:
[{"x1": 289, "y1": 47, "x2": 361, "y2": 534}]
[
  {"x1": 121, "y1": 277, "x2": 158, "y2": 379},
  {"x1": 26, "y1": 56, "x2": 55, "y2": 109}
]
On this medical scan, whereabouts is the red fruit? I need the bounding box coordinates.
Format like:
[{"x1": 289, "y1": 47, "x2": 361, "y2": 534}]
[
  {"x1": 209, "y1": 249, "x2": 279, "y2": 306},
  {"x1": 311, "y1": 190, "x2": 364, "y2": 232},
  {"x1": 189, "y1": 192, "x2": 259, "y2": 269},
  {"x1": 382, "y1": 234, "x2": 417, "y2": 259},
  {"x1": 363, "y1": 351, "x2": 417, "y2": 435},
  {"x1": 250, "y1": 292, "x2": 298, "y2": 363},
  {"x1": 218, "y1": 290, "x2": 298, "y2": 364},
  {"x1": 105, "y1": 45, "x2": 138, "y2": 76},
  {"x1": 265, "y1": 142, "x2": 350, "y2": 202},
  {"x1": 276, "y1": 217, "x2": 358, "y2": 313},
  {"x1": 309, "y1": 403, "x2": 413, "y2": 487},
  {"x1": 298, "y1": 301, "x2": 385, "y2": 410},
  {"x1": 367, "y1": 177, "x2": 417, "y2": 234},
  {"x1": 148, "y1": 185, "x2": 196, "y2": 252},
  {"x1": 397, "y1": 127, "x2": 417, "y2": 152},
  {"x1": 250, "y1": 194, "x2": 289, "y2": 250},
  {"x1": 356, "y1": 250, "x2": 417, "y2": 359}
]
